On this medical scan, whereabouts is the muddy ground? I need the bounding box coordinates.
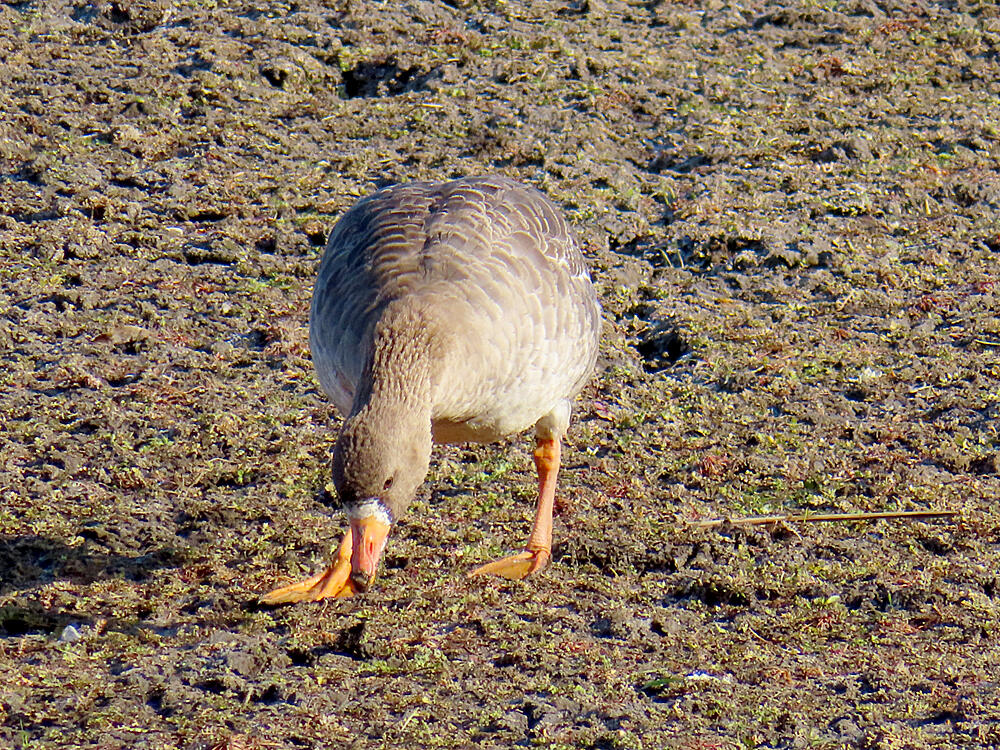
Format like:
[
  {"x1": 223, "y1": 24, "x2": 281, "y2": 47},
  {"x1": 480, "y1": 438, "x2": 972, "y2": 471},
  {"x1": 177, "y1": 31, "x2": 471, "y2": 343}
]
[{"x1": 2, "y1": 0, "x2": 999, "y2": 747}]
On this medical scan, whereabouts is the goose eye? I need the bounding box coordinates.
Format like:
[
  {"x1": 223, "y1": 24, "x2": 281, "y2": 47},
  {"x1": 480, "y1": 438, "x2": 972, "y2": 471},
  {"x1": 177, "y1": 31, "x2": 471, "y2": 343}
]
[{"x1": 382, "y1": 477, "x2": 394, "y2": 491}]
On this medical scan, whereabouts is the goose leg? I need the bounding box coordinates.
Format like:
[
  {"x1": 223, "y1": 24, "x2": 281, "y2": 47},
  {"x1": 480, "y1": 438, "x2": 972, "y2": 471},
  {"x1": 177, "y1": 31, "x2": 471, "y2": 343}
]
[
  {"x1": 261, "y1": 528, "x2": 361, "y2": 604},
  {"x1": 468, "y1": 436, "x2": 559, "y2": 580}
]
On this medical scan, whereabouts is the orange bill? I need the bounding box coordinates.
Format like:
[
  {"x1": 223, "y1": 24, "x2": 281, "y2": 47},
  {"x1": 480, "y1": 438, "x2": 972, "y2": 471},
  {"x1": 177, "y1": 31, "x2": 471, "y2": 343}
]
[{"x1": 349, "y1": 513, "x2": 392, "y2": 591}]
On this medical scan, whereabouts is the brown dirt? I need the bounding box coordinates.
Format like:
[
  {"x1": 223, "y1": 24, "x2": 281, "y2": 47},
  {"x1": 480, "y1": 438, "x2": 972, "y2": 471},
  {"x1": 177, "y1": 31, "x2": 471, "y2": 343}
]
[{"x1": 2, "y1": 0, "x2": 999, "y2": 748}]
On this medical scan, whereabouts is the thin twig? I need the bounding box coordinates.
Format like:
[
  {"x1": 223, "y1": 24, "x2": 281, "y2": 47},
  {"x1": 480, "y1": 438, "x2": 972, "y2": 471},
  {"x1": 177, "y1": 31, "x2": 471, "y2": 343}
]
[{"x1": 691, "y1": 510, "x2": 958, "y2": 529}]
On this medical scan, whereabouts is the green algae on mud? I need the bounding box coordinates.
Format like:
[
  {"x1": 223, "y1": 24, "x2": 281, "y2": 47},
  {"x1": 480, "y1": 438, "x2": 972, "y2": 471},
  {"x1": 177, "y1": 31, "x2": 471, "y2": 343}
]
[{"x1": 2, "y1": 0, "x2": 1000, "y2": 748}]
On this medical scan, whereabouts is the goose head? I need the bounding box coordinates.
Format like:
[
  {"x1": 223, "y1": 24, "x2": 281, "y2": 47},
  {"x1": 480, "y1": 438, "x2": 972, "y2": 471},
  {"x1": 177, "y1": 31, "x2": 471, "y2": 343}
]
[{"x1": 331, "y1": 402, "x2": 432, "y2": 590}]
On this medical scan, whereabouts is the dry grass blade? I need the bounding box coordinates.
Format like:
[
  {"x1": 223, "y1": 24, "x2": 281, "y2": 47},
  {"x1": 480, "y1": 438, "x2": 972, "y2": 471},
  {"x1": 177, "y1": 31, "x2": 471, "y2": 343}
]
[{"x1": 691, "y1": 510, "x2": 959, "y2": 528}]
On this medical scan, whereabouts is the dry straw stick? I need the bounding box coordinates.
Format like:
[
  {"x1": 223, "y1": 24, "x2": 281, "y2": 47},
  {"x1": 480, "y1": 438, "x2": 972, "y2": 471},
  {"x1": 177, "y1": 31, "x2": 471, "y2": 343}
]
[{"x1": 692, "y1": 510, "x2": 958, "y2": 529}]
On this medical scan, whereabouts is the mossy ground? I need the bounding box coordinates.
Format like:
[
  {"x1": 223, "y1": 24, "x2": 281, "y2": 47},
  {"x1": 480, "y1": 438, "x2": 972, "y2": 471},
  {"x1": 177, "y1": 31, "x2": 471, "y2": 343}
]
[{"x1": 2, "y1": 1, "x2": 999, "y2": 748}]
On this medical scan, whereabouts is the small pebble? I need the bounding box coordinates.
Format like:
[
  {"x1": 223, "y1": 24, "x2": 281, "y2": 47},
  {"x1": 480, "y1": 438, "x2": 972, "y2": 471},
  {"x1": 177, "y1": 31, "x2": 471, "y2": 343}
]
[{"x1": 59, "y1": 625, "x2": 82, "y2": 643}]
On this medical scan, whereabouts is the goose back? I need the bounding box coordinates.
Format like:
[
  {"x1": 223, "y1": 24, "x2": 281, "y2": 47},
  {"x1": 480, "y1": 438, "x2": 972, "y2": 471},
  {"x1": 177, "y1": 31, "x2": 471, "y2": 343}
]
[{"x1": 310, "y1": 176, "x2": 601, "y2": 443}]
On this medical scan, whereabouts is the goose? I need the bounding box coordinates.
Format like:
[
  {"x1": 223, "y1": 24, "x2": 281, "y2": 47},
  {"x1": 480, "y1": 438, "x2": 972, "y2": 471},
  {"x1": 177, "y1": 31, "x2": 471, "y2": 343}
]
[{"x1": 262, "y1": 175, "x2": 601, "y2": 603}]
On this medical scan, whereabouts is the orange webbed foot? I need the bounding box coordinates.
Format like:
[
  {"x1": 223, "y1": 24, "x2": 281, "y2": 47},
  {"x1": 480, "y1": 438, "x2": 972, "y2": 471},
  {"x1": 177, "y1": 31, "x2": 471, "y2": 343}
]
[
  {"x1": 467, "y1": 547, "x2": 551, "y2": 581},
  {"x1": 260, "y1": 559, "x2": 360, "y2": 604},
  {"x1": 261, "y1": 530, "x2": 359, "y2": 605}
]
